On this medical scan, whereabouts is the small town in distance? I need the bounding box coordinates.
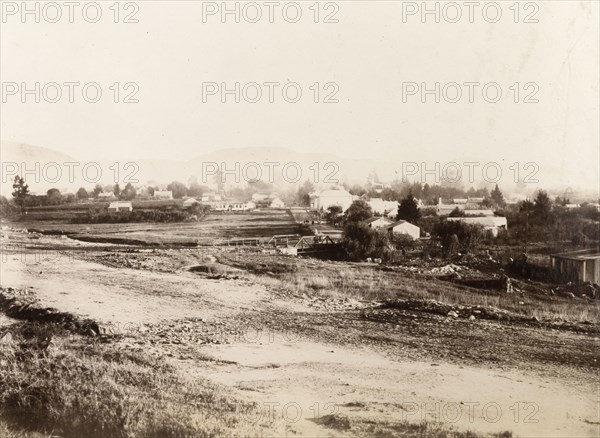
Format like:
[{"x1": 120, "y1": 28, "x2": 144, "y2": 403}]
[{"x1": 5, "y1": 167, "x2": 599, "y2": 291}]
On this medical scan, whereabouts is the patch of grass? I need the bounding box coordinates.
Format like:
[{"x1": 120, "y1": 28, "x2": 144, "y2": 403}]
[
  {"x1": 0, "y1": 322, "x2": 281, "y2": 438},
  {"x1": 218, "y1": 251, "x2": 600, "y2": 324},
  {"x1": 313, "y1": 414, "x2": 512, "y2": 438}
]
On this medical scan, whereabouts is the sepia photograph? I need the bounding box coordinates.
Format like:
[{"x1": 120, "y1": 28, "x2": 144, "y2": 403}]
[{"x1": 0, "y1": 1, "x2": 599, "y2": 437}]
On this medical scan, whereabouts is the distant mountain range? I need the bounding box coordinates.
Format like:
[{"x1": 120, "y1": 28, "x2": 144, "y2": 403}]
[
  {"x1": 1, "y1": 142, "x2": 597, "y2": 201},
  {"x1": 0, "y1": 142, "x2": 384, "y2": 195}
]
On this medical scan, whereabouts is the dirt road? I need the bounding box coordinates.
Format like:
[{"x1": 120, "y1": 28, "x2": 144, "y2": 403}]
[{"x1": 1, "y1": 230, "x2": 598, "y2": 437}]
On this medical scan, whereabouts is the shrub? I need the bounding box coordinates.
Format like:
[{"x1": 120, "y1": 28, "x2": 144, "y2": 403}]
[
  {"x1": 72, "y1": 205, "x2": 210, "y2": 224},
  {"x1": 433, "y1": 220, "x2": 485, "y2": 255},
  {"x1": 342, "y1": 222, "x2": 393, "y2": 261}
]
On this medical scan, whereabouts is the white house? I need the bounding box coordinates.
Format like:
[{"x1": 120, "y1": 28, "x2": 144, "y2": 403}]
[
  {"x1": 98, "y1": 192, "x2": 116, "y2": 200},
  {"x1": 446, "y1": 216, "x2": 508, "y2": 237},
  {"x1": 108, "y1": 201, "x2": 133, "y2": 212},
  {"x1": 437, "y1": 197, "x2": 491, "y2": 216},
  {"x1": 372, "y1": 182, "x2": 384, "y2": 194},
  {"x1": 211, "y1": 201, "x2": 256, "y2": 212},
  {"x1": 211, "y1": 203, "x2": 229, "y2": 211},
  {"x1": 463, "y1": 209, "x2": 494, "y2": 217},
  {"x1": 386, "y1": 220, "x2": 420, "y2": 240},
  {"x1": 154, "y1": 190, "x2": 173, "y2": 200},
  {"x1": 365, "y1": 217, "x2": 394, "y2": 229},
  {"x1": 310, "y1": 188, "x2": 354, "y2": 212},
  {"x1": 270, "y1": 197, "x2": 285, "y2": 209},
  {"x1": 368, "y1": 198, "x2": 398, "y2": 215}
]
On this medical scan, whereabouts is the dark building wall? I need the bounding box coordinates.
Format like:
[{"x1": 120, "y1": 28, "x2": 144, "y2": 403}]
[{"x1": 551, "y1": 256, "x2": 600, "y2": 284}]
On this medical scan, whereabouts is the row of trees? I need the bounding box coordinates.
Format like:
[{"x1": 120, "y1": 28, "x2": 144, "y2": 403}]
[
  {"x1": 72, "y1": 203, "x2": 211, "y2": 224},
  {"x1": 342, "y1": 179, "x2": 507, "y2": 207}
]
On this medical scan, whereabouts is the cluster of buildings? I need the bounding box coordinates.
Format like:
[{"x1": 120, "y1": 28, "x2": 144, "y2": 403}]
[
  {"x1": 309, "y1": 189, "x2": 355, "y2": 211},
  {"x1": 308, "y1": 188, "x2": 422, "y2": 239},
  {"x1": 307, "y1": 189, "x2": 510, "y2": 239},
  {"x1": 154, "y1": 190, "x2": 173, "y2": 200},
  {"x1": 365, "y1": 217, "x2": 421, "y2": 240},
  {"x1": 437, "y1": 198, "x2": 507, "y2": 237},
  {"x1": 180, "y1": 192, "x2": 286, "y2": 212},
  {"x1": 251, "y1": 193, "x2": 286, "y2": 208}
]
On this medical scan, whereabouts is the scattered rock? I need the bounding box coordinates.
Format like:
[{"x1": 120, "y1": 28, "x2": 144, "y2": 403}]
[
  {"x1": 468, "y1": 315, "x2": 476, "y2": 321},
  {"x1": 448, "y1": 311, "x2": 459, "y2": 318}
]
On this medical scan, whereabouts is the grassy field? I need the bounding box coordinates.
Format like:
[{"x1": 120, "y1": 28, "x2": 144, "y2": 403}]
[
  {"x1": 0, "y1": 316, "x2": 516, "y2": 438},
  {"x1": 8, "y1": 210, "x2": 308, "y2": 245},
  {"x1": 0, "y1": 321, "x2": 281, "y2": 438}
]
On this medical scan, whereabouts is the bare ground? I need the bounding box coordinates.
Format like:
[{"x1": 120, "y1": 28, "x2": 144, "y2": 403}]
[{"x1": 1, "y1": 228, "x2": 599, "y2": 437}]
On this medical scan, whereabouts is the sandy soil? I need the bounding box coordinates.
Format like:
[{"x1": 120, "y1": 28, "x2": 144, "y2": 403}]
[{"x1": 1, "y1": 229, "x2": 599, "y2": 437}]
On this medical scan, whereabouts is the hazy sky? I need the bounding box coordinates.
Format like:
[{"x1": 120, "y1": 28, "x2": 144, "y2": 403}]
[{"x1": 1, "y1": 1, "x2": 598, "y2": 189}]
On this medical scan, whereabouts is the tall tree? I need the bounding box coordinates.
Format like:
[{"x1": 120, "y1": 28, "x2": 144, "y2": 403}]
[
  {"x1": 422, "y1": 183, "x2": 431, "y2": 203},
  {"x1": 76, "y1": 187, "x2": 89, "y2": 200},
  {"x1": 325, "y1": 205, "x2": 343, "y2": 224},
  {"x1": 92, "y1": 184, "x2": 103, "y2": 198},
  {"x1": 345, "y1": 200, "x2": 372, "y2": 223},
  {"x1": 396, "y1": 191, "x2": 420, "y2": 223},
  {"x1": 533, "y1": 190, "x2": 552, "y2": 223},
  {"x1": 46, "y1": 188, "x2": 63, "y2": 205},
  {"x1": 348, "y1": 184, "x2": 366, "y2": 197},
  {"x1": 113, "y1": 184, "x2": 121, "y2": 197},
  {"x1": 298, "y1": 180, "x2": 314, "y2": 206},
  {"x1": 121, "y1": 183, "x2": 137, "y2": 200},
  {"x1": 11, "y1": 175, "x2": 30, "y2": 212},
  {"x1": 490, "y1": 184, "x2": 505, "y2": 208},
  {"x1": 167, "y1": 181, "x2": 188, "y2": 199},
  {"x1": 188, "y1": 178, "x2": 208, "y2": 197}
]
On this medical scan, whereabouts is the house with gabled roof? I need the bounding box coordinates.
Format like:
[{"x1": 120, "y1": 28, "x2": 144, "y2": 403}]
[
  {"x1": 386, "y1": 220, "x2": 420, "y2": 240},
  {"x1": 365, "y1": 216, "x2": 394, "y2": 229}
]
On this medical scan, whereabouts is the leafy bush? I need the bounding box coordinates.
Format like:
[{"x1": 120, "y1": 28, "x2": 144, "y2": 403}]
[
  {"x1": 342, "y1": 222, "x2": 393, "y2": 261},
  {"x1": 433, "y1": 220, "x2": 485, "y2": 255},
  {"x1": 0, "y1": 196, "x2": 19, "y2": 218}
]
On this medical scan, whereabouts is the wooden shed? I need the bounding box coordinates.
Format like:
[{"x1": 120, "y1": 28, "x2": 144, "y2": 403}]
[{"x1": 550, "y1": 249, "x2": 600, "y2": 284}]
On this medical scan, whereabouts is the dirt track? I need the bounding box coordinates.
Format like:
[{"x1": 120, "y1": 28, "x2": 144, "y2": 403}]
[{"x1": 1, "y1": 230, "x2": 599, "y2": 437}]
